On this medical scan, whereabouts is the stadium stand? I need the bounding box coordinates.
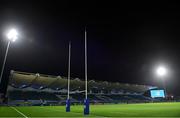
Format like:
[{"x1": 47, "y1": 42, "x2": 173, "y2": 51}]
[{"x1": 7, "y1": 70, "x2": 156, "y2": 105}]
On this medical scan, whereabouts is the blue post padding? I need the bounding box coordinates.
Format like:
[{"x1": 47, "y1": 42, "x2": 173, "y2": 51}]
[
  {"x1": 84, "y1": 99, "x2": 89, "y2": 115},
  {"x1": 66, "y1": 99, "x2": 70, "y2": 112}
]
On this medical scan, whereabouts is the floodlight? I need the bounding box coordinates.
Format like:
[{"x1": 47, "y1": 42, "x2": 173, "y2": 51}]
[
  {"x1": 0, "y1": 28, "x2": 19, "y2": 85},
  {"x1": 156, "y1": 66, "x2": 167, "y2": 77},
  {"x1": 6, "y1": 29, "x2": 18, "y2": 42}
]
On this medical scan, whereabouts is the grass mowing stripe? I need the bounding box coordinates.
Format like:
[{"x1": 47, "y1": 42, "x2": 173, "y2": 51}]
[{"x1": 10, "y1": 107, "x2": 28, "y2": 118}]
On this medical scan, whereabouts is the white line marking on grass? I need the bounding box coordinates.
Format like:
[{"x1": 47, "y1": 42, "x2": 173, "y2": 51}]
[{"x1": 10, "y1": 107, "x2": 28, "y2": 118}]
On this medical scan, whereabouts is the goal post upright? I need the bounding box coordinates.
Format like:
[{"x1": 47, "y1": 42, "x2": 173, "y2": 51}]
[
  {"x1": 66, "y1": 41, "x2": 71, "y2": 112},
  {"x1": 84, "y1": 27, "x2": 89, "y2": 115}
]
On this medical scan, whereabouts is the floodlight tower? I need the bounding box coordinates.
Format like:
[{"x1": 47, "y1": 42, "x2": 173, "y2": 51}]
[
  {"x1": 156, "y1": 65, "x2": 168, "y2": 98},
  {"x1": 66, "y1": 41, "x2": 71, "y2": 112},
  {"x1": 84, "y1": 28, "x2": 89, "y2": 115},
  {"x1": 0, "y1": 29, "x2": 18, "y2": 85}
]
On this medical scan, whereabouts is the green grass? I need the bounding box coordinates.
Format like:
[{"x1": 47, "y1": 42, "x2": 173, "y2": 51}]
[{"x1": 0, "y1": 102, "x2": 180, "y2": 117}]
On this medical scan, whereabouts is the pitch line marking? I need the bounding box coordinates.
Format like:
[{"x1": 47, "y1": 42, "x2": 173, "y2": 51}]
[{"x1": 10, "y1": 106, "x2": 28, "y2": 118}]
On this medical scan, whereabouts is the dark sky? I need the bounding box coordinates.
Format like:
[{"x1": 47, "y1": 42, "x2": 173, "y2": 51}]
[{"x1": 0, "y1": 1, "x2": 180, "y2": 96}]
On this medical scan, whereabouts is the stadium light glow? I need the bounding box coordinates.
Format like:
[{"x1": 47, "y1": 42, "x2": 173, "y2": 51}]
[
  {"x1": 156, "y1": 66, "x2": 167, "y2": 77},
  {"x1": 6, "y1": 29, "x2": 18, "y2": 42}
]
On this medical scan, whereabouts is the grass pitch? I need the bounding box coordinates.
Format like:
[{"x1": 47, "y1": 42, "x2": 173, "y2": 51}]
[{"x1": 0, "y1": 102, "x2": 180, "y2": 117}]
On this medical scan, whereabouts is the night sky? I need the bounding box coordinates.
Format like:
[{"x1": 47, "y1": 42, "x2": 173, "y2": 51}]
[{"x1": 0, "y1": 1, "x2": 180, "y2": 96}]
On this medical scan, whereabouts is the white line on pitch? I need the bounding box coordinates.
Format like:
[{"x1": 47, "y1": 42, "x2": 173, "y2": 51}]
[{"x1": 10, "y1": 106, "x2": 28, "y2": 118}]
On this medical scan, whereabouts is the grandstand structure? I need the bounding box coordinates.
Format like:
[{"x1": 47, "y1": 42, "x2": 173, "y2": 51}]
[{"x1": 7, "y1": 70, "x2": 156, "y2": 106}]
